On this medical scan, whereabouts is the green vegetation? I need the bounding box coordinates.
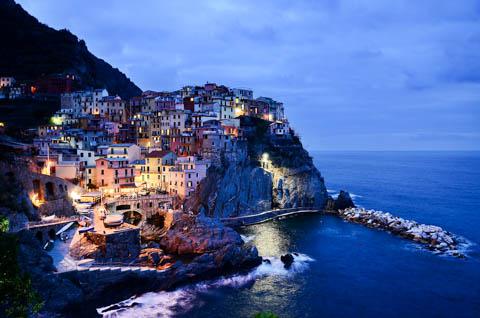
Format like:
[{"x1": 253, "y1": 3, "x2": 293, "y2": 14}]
[
  {"x1": 0, "y1": 223, "x2": 43, "y2": 317},
  {"x1": 0, "y1": 215, "x2": 9, "y2": 233},
  {"x1": 254, "y1": 312, "x2": 279, "y2": 318}
]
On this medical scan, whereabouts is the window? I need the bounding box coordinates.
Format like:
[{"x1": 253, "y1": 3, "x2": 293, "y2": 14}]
[{"x1": 101, "y1": 170, "x2": 104, "y2": 175}]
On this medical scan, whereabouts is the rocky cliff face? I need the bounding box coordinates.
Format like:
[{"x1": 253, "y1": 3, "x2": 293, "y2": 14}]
[
  {"x1": 159, "y1": 214, "x2": 261, "y2": 269},
  {"x1": 187, "y1": 117, "x2": 328, "y2": 218}
]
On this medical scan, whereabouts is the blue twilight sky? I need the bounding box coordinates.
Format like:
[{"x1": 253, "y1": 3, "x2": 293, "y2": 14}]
[{"x1": 16, "y1": 0, "x2": 480, "y2": 151}]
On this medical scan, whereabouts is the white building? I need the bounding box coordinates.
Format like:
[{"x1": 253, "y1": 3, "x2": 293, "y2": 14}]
[
  {"x1": 232, "y1": 88, "x2": 253, "y2": 100},
  {"x1": 0, "y1": 77, "x2": 15, "y2": 88},
  {"x1": 106, "y1": 144, "x2": 141, "y2": 163}
]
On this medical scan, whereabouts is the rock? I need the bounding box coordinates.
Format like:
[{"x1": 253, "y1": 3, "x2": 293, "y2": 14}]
[
  {"x1": 280, "y1": 253, "x2": 294, "y2": 269},
  {"x1": 160, "y1": 215, "x2": 242, "y2": 255},
  {"x1": 339, "y1": 208, "x2": 463, "y2": 257},
  {"x1": 15, "y1": 230, "x2": 84, "y2": 313},
  {"x1": 185, "y1": 118, "x2": 329, "y2": 217},
  {"x1": 148, "y1": 251, "x2": 161, "y2": 265},
  {"x1": 334, "y1": 191, "x2": 356, "y2": 211},
  {"x1": 147, "y1": 241, "x2": 160, "y2": 249},
  {"x1": 263, "y1": 259, "x2": 272, "y2": 264},
  {"x1": 159, "y1": 214, "x2": 261, "y2": 272}
]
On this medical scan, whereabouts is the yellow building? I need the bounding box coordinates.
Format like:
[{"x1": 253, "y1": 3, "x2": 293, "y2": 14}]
[{"x1": 138, "y1": 151, "x2": 177, "y2": 190}]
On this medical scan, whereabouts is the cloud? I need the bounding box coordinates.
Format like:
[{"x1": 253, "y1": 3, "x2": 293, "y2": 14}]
[{"x1": 16, "y1": 0, "x2": 480, "y2": 150}]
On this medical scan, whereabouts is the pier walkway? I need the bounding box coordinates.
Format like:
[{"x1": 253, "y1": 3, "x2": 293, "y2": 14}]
[{"x1": 220, "y1": 207, "x2": 321, "y2": 228}]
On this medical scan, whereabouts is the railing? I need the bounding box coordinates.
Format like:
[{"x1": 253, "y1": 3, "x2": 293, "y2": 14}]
[
  {"x1": 27, "y1": 216, "x2": 79, "y2": 229},
  {"x1": 221, "y1": 207, "x2": 320, "y2": 227}
]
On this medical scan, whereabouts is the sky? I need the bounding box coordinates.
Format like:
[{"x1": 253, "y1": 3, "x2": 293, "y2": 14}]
[{"x1": 16, "y1": 0, "x2": 480, "y2": 151}]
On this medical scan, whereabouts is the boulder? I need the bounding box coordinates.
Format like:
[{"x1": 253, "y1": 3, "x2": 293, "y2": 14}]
[
  {"x1": 334, "y1": 191, "x2": 356, "y2": 210},
  {"x1": 160, "y1": 215, "x2": 242, "y2": 255},
  {"x1": 280, "y1": 253, "x2": 294, "y2": 269}
]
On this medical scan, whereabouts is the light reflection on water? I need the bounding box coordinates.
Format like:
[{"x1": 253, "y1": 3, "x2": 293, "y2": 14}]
[{"x1": 242, "y1": 220, "x2": 292, "y2": 257}]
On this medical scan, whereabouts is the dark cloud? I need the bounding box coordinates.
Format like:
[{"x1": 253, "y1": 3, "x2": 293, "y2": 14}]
[{"x1": 16, "y1": 0, "x2": 480, "y2": 150}]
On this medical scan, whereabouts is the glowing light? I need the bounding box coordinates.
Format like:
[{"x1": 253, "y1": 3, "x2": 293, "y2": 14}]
[
  {"x1": 0, "y1": 122, "x2": 4, "y2": 127},
  {"x1": 70, "y1": 191, "x2": 81, "y2": 201},
  {"x1": 262, "y1": 153, "x2": 269, "y2": 161},
  {"x1": 41, "y1": 161, "x2": 52, "y2": 175},
  {"x1": 235, "y1": 107, "x2": 243, "y2": 116},
  {"x1": 50, "y1": 116, "x2": 63, "y2": 126},
  {"x1": 30, "y1": 193, "x2": 44, "y2": 207}
]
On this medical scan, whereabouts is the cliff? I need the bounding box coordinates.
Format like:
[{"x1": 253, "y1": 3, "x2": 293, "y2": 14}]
[
  {"x1": 0, "y1": 0, "x2": 142, "y2": 99},
  {"x1": 188, "y1": 116, "x2": 328, "y2": 218}
]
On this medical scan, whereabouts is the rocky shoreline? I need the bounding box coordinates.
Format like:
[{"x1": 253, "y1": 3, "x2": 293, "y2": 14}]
[{"x1": 332, "y1": 207, "x2": 466, "y2": 258}]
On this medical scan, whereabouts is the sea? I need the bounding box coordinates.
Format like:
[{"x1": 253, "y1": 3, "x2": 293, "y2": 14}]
[{"x1": 99, "y1": 151, "x2": 480, "y2": 318}]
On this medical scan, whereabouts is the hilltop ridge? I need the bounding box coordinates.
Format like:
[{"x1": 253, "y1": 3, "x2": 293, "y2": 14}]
[{"x1": 0, "y1": 0, "x2": 141, "y2": 99}]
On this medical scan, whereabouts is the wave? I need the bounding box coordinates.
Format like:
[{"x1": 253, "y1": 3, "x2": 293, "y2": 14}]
[
  {"x1": 97, "y1": 253, "x2": 315, "y2": 318},
  {"x1": 328, "y1": 189, "x2": 362, "y2": 200},
  {"x1": 240, "y1": 234, "x2": 255, "y2": 243}
]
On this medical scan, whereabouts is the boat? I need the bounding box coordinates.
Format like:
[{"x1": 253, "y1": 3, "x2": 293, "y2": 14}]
[
  {"x1": 104, "y1": 214, "x2": 124, "y2": 227},
  {"x1": 55, "y1": 221, "x2": 75, "y2": 236},
  {"x1": 79, "y1": 226, "x2": 94, "y2": 234},
  {"x1": 43, "y1": 240, "x2": 54, "y2": 251}
]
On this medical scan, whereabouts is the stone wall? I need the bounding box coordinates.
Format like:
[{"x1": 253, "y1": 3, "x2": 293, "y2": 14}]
[
  {"x1": 0, "y1": 159, "x2": 79, "y2": 217},
  {"x1": 86, "y1": 228, "x2": 141, "y2": 261}
]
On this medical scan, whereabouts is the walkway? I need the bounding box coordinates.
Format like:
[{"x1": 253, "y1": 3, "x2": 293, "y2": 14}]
[{"x1": 220, "y1": 207, "x2": 321, "y2": 227}]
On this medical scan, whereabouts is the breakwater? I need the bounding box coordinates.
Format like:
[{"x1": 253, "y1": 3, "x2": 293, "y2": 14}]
[{"x1": 333, "y1": 207, "x2": 466, "y2": 257}]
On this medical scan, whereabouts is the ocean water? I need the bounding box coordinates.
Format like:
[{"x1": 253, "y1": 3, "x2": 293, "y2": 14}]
[{"x1": 100, "y1": 151, "x2": 480, "y2": 318}]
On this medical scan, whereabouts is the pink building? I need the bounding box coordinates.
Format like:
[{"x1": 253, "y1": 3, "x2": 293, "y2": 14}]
[
  {"x1": 95, "y1": 158, "x2": 136, "y2": 194},
  {"x1": 165, "y1": 156, "x2": 210, "y2": 199}
]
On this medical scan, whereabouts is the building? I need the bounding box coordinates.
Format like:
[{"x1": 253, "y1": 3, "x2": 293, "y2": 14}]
[
  {"x1": 256, "y1": 97, "x2": 285, "y2": 121},
  {"x1": 98, "y1": 96, "x2": 127, "y2": 122},
  {"x1": 95, "y1": 158, "x2": 136, "y2": 194},
  {"x1": 106, "y1": 144, "x2": 141, "y2": 163},
  {"x1": 0, "y1": 77, "x2": 16, "y2": 88},
  {"x1": 165, "y1": 156, "x2": 210, "y2": 199},
  {"x1": 140, "y1": 150, "x2": 177, "y2": 189},
  {"x1": 269, "y1": 121, "x2": 290, "y2": 137},
  {"x1": 232, "y1": 87, "x2": 253, "y2": 100}
]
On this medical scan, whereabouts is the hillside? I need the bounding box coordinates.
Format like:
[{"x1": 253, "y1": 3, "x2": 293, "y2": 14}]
[{"x1": 0, "y1": 0, "x2": 142, "y2": 99}]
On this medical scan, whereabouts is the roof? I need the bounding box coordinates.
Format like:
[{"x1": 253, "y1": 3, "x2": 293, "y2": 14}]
[
  {"x1": 146, "y1": 150, "x2": 173, "y2": 158},
  {"x1": 132, "y1": 159, "x2": 146, "y2": 165},
  {"x1": 96, "y1": 157, "x2": 128, "y2": 162},
  {"x1": 109, "y1": 143, "x2": 135, "y2": 148}
]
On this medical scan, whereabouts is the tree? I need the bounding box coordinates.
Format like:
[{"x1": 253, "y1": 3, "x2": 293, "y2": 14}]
[
  {"x1": 0, "y1": 232, "x2": 43, "y2": 317},
  {"x1": 254, "y1": 312, "x2": 278, "y2": 318}
]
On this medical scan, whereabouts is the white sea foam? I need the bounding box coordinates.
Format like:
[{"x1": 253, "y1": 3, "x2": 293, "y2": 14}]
[
  {"x1": 328, "y1": 189, "x2": 362, "y2": 201},
  {"x1": 240, "y1": 234, "x2": 255, "y2": 243},
  {"x1": 97, "y1": 253, "x2": 314, "y2": 318}
]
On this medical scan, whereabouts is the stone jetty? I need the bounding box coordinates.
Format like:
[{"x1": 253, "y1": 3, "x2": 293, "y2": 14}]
[{"x1": 336, "y1": 207, "x2": 465, "y2": 258}]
